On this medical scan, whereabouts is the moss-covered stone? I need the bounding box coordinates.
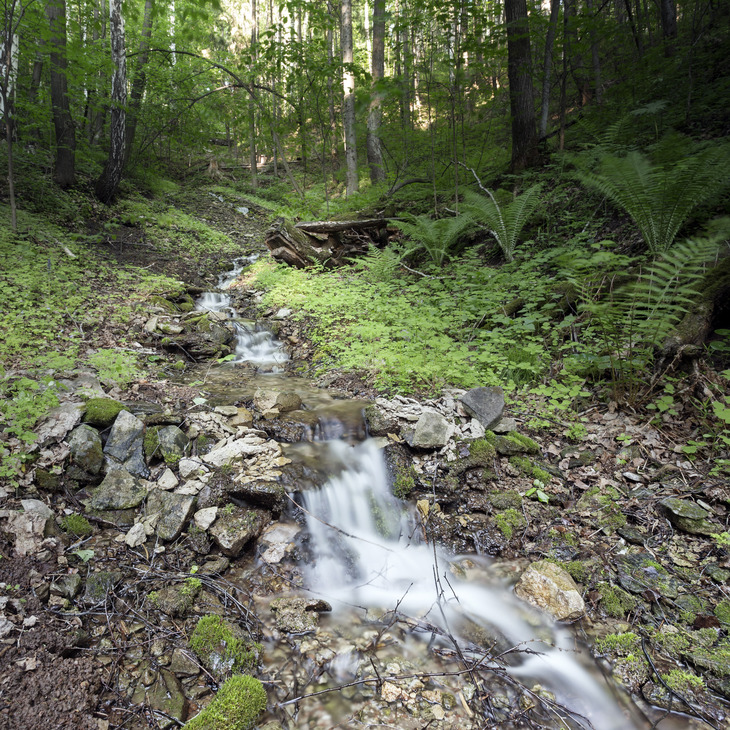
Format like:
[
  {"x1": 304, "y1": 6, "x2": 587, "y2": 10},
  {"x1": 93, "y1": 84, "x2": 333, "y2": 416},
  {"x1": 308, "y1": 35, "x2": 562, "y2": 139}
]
[
  {"x1": 489, "y1": 431, "x2": 540, "y2": 456},
  {"x1": 597, "y1": 582, "x2": 637, "y2": 618},
  {"x1": 83, "y1": 397, "x2": 125, "y2": 427},
  {"x1": 393, "y1": 466, "x2": 416, "y2": 499},
  {"x1": 714, "y1": 599, "x2": 730, "y2": 626},
  {"x1": 509, "y1": 456, "x2": 552, "y2": 484},
  {"x1": 144, "y1": 425, "x2": 161, "y2": 460},
  {"x1": 189, "y1": 615, "x2": 261, "y2": 680},
  {"x1": 595, "y1": 631, "x2": 641, "y2": 657},
  {"x1": 488, "y1": 490, "x2": 522, "y2": 510},
  {"x1": 149, "y1": 295, "x2": 180, "y2": 313},
  {"x1": 185, "y1": 674, "x2": 267, "y2": 730},
  {"x1": 60, "y1": 513, "x2": 93, "y2": 537},
  {"x1": 494, "y1": 508, "x2": 525, "y2": 540}
]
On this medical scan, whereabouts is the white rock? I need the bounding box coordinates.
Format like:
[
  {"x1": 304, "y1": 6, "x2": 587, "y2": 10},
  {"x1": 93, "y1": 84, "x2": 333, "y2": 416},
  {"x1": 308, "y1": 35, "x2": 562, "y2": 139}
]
[
  {"x1": 201, "y1": 438, "x2": 267, "y2": 467},
  {"x1": 175, "y1": 479, "x2": 206, "y2": 495},
  {"x1": 214, "y1": 405, "x2": 238, "y2": 416},
  {"x1": 124, "y1": 523, "x2": 147, "y2": 548},
  {"x1": 21, "y1": 499, "x2": 54, "y2": 520},
  {"x1": 157, "y1": 468, "x2": 179, "y2": 490},
  {"x1": 470, "y1": 420, "x2": 486, "y2": 438},
  {"x1": 259, "y1": 523, "x2": 300, "y2": 564},
  {"x1": 194, "y1": 507, "x2": 218, "y2": 531},
  {"x1": 178, "y1": 458, "x2": 208, "y2": 479}
]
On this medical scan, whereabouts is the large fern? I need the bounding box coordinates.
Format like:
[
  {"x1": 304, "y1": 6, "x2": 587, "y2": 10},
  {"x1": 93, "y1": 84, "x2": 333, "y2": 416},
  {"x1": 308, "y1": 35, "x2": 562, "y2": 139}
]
[
  {"x1": 461, "y1": 183, "x2": 543, "y2": 262},
  {"x1": 578, "y1": 236, "x2": 722, "y2": 398},
  {"x1": 392, "y1": 214, "x2": 474, "y2": 267},
  {"x1": 575, "y1": 145, "x2": 730, "y2": 254}
]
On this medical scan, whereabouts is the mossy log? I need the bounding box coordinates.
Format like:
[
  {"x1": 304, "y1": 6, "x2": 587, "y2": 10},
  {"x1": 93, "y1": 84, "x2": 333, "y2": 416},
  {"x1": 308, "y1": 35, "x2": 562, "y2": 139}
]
[{"x1": 265, "y1": 216, "x2": 390, "y2": 268}]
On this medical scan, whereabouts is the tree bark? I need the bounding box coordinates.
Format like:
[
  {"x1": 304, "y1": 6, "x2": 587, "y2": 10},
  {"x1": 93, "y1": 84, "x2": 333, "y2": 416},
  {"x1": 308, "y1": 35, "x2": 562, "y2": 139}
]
[
  {"x1": 249, "y1": 0, "x2": 258, "y2": 190},
  {"x1": 95, "y1": 0, "x2": 126, "y2": 204},
  {"x1": 660, "y1": 0, "x2": 677, "y2": 55},
  {"x1": 366, "y1": 0, "x2": 385, "y2": 184},
  {"x1": 505, "y1": 0, "x2": 539, "y2": 172},
  {"x1": 341, "y1": 0, "x2": 358, "y2": 196},
  {"x1": 565, "y1": 0, "x2": 591, "y2": 106},
  {"x1": 125, "y1": 0, "x2": 153, "y2": 165},
  {"x1": 539, "y1": 0, "x2": 560, "y2": 138},
  {"x1": 46, "y1": 0, "x2": 76, "y2": 187}
]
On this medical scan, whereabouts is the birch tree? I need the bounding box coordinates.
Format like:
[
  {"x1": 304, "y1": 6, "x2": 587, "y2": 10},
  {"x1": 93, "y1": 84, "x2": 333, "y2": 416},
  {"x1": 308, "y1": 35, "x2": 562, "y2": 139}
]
[{"x1": 341, "y1": 0, "x2": 357, "y2": 195}]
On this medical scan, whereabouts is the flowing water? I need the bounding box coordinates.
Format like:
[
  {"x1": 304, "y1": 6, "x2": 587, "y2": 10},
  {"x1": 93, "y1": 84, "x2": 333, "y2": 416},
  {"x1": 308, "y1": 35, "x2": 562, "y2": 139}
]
[{"x1": 194, "y1": 260, "x2": 649, "y2": 729}]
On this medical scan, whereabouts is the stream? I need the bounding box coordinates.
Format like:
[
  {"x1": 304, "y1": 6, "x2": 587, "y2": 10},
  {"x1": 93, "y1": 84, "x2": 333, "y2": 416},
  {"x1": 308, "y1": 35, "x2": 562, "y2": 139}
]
[{"x1": 191, "y1": 261, "x2": 646, "y2": 729}]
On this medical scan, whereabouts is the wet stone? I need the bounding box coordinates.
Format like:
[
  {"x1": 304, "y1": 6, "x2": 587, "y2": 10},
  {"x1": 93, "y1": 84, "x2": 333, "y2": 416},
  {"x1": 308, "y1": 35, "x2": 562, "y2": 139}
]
[
  {"x1": 50, "y1": 573, "x2": 82, "y2": 600},
  {"x1": 617, "y1": 525, "x2": 646, "y2": 545},
  {"x1": 270, "y1": 596, "x2": 332, "y2": 633},
  {"x1": 83, "y1": 570, "x2": 123, "y2": 605},
  {"x1": 405, "y1": 410, "x2": 452, "y2": 449},
  {"x1": 229, "y1": 478, "x2": 286, "y2": 510},
  {"x1": 514, "y1": 560, "x2": 585, "y2": 621},
  {"x1": 615, "y1": 553, "x2": 681, "y2": 598},
  {"x1": 150, "y1": 583, "x2": 200, "y2": 617},
  {"x1": 157, "y1": 425, "x2": 190, "y2": 464},
  {"x1": 169, "y1": 648, "x2": 201, "y2": 677},
  {"x1": 199, "y1": 556, "x2": 230, "y2": 575},
  {"x1": 209, "y1": 507, "x2": 270, "y2": 557}
]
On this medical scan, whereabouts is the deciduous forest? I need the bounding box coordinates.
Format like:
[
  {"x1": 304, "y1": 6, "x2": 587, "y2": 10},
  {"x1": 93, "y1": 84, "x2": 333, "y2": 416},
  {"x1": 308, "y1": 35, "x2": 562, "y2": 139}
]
[{"x1": 1, "y1": 0, "x2": 730, "y2": 728}]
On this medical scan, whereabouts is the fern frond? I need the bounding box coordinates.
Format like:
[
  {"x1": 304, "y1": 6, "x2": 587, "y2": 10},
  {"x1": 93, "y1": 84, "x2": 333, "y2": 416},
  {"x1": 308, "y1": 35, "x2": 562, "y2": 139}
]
[
  {"x1": 392, "y1": 213, "x2": 474, "y2": 266},
  {"x1": 462, "y1": 183, "x2": 542, "y2": 262},
  {"x1": 575, "y1": 145, "x2": 730, "y2": 254}
]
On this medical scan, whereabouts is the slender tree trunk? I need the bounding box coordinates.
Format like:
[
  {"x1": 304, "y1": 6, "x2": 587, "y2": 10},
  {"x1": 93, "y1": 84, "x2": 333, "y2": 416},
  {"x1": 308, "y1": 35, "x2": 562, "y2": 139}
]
[
  {"x1": 341, "y1": 0, "x2": 358, "y2": 195},
  {"x1": 539, "y1": 0, "x2": 560, "y2": 138},
  {"x1": 125, "y1": 0, "x2": 153, "y2": 165},
  {"x1": 565, "y1": 0, "x2": 591, "y2": 106},
  {"x1": 660, "y1": 0, "x2": 677, "y2": 55},
  {"x1": 505, "y1": 0, "x2": 539, "y2": 171},
  {"x1": 95, "y1": 0, "x2": 126, "y2": 204},
  {"x1": 366, "y1": 0, "x2": 385, "y2": 183},
  {"x1": 47, "y1": 0, "x2": 76, "y2": 187},
  {"x1": 249, "y1": 0, "x2": 258, "y2": 190},
  {"x1": 623, "y1": 0, "x2": 643, "y2": 55},
  {"x1": 326, "y1": 0, "x2": 337, "y2": 165},
  {"x1": 586, "y1": 0, "x2": 602, "y2": 104}
]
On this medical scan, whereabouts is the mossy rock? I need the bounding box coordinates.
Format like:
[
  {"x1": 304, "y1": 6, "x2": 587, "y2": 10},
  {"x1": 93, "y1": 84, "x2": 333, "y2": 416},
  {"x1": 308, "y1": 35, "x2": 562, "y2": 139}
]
[
  {"x1": 185, "y1": 674, "x2": 267, "y2": 730},
  {"x1": 144, "y1": 425, "x2": 161, "y2": 460},
  {"x1": 189, "y1": 615, "x2": 261, "y2": 681},
  {"x1": 509, "y1": 456, "x2": 552, "y2": 484},
  {"x1": 488, "y1": 490, "x2": 522, "y2": 510},
  {"x1": 486, "y1": 431, "x2": 540, "y2": 456},
  {"x1": 83, "y1": 397, "x2": 125, "y2": 427},
  {"x1": 597, "y1": 582, "x2": 637, "y2": 618},
  {"x1": 494, "y1": 508, "x2": 525, "y2": 540},
  {"x1": 149, "y1": 295, "x2": 180, "y2": 313}
]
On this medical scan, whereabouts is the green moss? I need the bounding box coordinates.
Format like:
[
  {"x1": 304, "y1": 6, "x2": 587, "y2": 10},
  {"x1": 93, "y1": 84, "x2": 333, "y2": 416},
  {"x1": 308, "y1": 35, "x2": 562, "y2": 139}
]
[
  {"x1": 503, "y1": 432, "x2": 540, "y2": 454},
  {"x1": 393, "y1": 466, "x2": 416, "y2": 499},
  {"x1": 182, "y1": 577, "x2": 202, "y2": 596},
  {"x1": 561, "y1": 560, "x2": 589, "y2": 584},
  {"x1": 661, "y1": 669, "x2": 705, "y2": 693},
  {"x1": 488, "y1": 490, "x2": 522, "y2": 510},
  {"x1": 469, "y1": 438, "x2": 497, "y2": 461},
  {"x1": 83, "y1": 398, "x2": 125, "y2": 427},
  {"x1": 598, "y1": 582, "x2": 636, "y2": 618},
  {"x1": 595, "y1": 631, "x2": 641, "y2": 657},
  {"x1": 144, "y1": 426, "x2": 161, "y2": 460},
  {"x1": 714, "y1": 599, "x2": 730, "y2": 625},
  {"x1": 509, "y1": 455, "x2": 551, "y2": 484},
  {"x1": 494, "y1": 508, "x2": 525, "y2": 539},
  {"x1": 653, "y1": 628, "x2": 692, "y2": 655},
  {"x1": 189, "y1": 615, "x2": 261, "y2": 677},
  {"x1": 184, "y1": 674, "x2": 266, "y2": 730},
  {"x1": 60, "y1": 513, "x2": 93, "y2": 537},
  {"x1": 149, "y1": 295, "x2": 179, "y2": 313}
]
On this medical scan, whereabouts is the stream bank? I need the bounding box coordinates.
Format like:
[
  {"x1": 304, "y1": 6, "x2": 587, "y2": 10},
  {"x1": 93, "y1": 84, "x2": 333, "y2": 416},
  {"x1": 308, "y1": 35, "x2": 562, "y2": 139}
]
[{"x1": 1, "y1": 190, "x2": 729, "y2": 730}]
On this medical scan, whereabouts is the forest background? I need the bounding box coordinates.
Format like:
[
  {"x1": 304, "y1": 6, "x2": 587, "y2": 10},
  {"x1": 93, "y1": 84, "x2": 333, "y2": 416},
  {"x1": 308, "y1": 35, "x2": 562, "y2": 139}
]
[{"x1": 1, "y1": 0, "x2": 729, "y2": 480}]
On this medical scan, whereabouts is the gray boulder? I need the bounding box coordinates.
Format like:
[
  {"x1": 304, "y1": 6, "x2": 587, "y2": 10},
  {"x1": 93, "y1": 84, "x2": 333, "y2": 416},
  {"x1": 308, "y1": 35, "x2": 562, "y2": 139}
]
[
  {"x1": 460, "y1": 387, "x2": 505, "y2": 430},
  {"x1": 104, "y1": 410, "x2": 149, "y2": 478},
  {"x1": 406, "y1": 410, "x2": 452, "y2": 449},
  {"x1": 68, "y1": 424, "x2": 104, "y2": 475},
  {"x1": 146, "y1": 489, "x2": 196, "y2": 541},
  {"x1": 209, "y1": 507, "x2": 270, "y2": 557},
  {"x1": 89, "y1": 467, "x2": 147, "y2": 510},
  {"x1": 157, "y1": 425, "x2": 189, "y2": 464}
]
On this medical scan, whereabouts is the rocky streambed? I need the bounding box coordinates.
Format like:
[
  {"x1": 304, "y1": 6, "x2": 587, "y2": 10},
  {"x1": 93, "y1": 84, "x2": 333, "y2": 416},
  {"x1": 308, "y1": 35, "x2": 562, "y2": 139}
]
[{"x1": 2, "y1": 258, "x2": 730, "y2": 730}]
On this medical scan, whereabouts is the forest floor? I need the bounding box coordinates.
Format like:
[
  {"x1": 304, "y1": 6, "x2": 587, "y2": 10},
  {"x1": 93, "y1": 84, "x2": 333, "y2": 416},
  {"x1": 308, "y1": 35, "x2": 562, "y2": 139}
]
[{"x1": 1, "y1": 178, "x2": 729, "y2": 730}]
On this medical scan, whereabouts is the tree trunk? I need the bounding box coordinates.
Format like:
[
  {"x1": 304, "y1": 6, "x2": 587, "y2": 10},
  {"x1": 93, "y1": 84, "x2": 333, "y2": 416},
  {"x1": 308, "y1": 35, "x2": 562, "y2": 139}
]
[
  {"x1": 565, "y1": 0, "x2": 591, "y2": 106},
  {"x1": 249, "y1": 0, "x2": 258, "y2": 190},
  {"x1": 326, "y1": 0, "x2": 337, "y2": 165},
  {"x1": 505, "y1": 0, "x2": 539, "y2": 172},
  {"x1": 125, "y1": 0, "x2": 153, "y2": 165},
  {"x1": 46, "y1": 0, "x2": 76, "y2": 187},
  {"x1": 660, "y1": 0, "x2": 677, "y2": 55},
  {"x1": 341, "y1": 0, "x2": 358, "y2": 196},
  {"x1": 366, "y1": 0, "x2": 385, "y2": 184},
  {"x1": 95, "y1": 0, "x2": 126, "y2": 204},
  {"x1": 587, "y1": 0, "x2": 602, "y2": 104},
  {"x1": 539, "y1": 0, "x2": 560, "y2": 138}
]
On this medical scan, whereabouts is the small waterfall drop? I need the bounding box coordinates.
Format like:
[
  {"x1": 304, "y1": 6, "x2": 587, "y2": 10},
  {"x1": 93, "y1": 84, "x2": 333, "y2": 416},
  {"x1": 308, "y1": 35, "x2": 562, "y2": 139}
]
[
  {"x1": 195, "y1": 256, "x2": 288, "y2": 372},
  {"x1": 299, "y1": 438, "x2": 637, "y2": 730}
]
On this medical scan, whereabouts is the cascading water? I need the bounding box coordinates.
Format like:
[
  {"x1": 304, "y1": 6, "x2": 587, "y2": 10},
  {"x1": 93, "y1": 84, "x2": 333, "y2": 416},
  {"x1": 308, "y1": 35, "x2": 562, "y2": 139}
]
[
  {"x1": 198, "y1": 257, "x2": 642, "y2": 729},
  {"x1": 299, "y1": 439, "x2": 639, "y2": 730},
  {"x1": 196, "y1": 256, "x2": 288, "y2": 371}
]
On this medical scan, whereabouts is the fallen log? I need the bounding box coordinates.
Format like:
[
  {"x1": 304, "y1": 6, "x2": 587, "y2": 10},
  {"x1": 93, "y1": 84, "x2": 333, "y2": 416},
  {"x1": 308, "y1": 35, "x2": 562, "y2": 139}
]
[{"x1": 265, "y1": 217, "x2": 391, "y2": 268}]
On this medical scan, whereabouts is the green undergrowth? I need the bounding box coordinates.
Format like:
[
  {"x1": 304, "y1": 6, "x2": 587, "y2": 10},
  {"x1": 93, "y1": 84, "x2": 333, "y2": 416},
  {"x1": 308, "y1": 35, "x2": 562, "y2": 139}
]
[{"x1": 0, "y1": 201, "x2": 184, "y2": 485}]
